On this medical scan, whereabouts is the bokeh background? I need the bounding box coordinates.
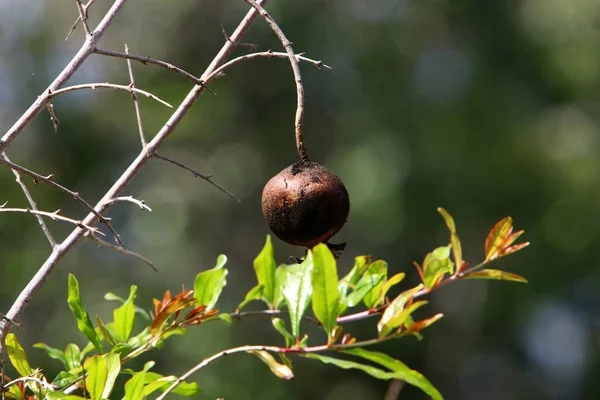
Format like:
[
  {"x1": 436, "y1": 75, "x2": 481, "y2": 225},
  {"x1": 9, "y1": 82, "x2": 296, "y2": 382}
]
[{"x1": 1, "y1": 0, "x2": 599, "y2": 399}]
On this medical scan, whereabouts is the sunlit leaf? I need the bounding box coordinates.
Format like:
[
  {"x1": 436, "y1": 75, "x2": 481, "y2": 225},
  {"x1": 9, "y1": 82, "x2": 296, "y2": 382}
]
[
  {"x1": 104, "y1": 292, "x2": 152, "y2": 321},
  {"x1": 272, "y1": 318, "x2": 295, "y2": 347},
  {"x1": 338, "y1": 255, "x2": 372, "y2": 297},
  {"x1": 33, "y1": 343, "x2": 67, "y2": 369},
  {"x1": 249, "y1": 350, "x2": 294, "y2": 380},
  {"x1": 422, "y1": 245, "x2": 454, "y2": 289},
  {"x1": 6, "y1": 333, "x2": 32, "y2": 377},
  {"x1": 484, "y1": 217, "x2": 513, "y2": 261},
  {"x1": 237, "y1": 284, "x2": 264, "y2": 310},
  {"x1": 65, "y1": 343, "x2": 81, "y2": 371},
  {"x1": 311, "y1": 244, "x2": 340, "y2": 338},
  {"x1": 375, "y1": 272, "x2": 406, "y2": 307},
  {"x1": 280, "y1": 252, "x2": 314, "y2": 338},
  {"x1": 343, "y1": 348, "x2": 443, "y2": 400},
  {"x1": 253, "y1": 235, "x2": 277, "y2": 307},
  {"x1": 114, "y1": 285, "x2": 137, "y2": 342},
  {"x1": 51, "y1": 371, "x2": 79, "y2": 387},
  {"x1": 46, "y1": 394, "x2": 86, "y2": 400},
  {"x1": 341, "y1": 265, "x2": 387, "y2": 313},
  {"x1": 67, "y1": 274, "x2": 103, "y2": 353},
  {"x1": 464, "y1": 269, "x2": 528, "y2": 283},
  {"x1": 438, "y1": 208, "x2": 463, "y2": 271},
  {"x1": 362, "y1": 260, "x2": 388, "y2": 309},
  {"x1": 377, "y1": 285, "x2": 424, "y2": 338},
  {"x1": 124, "y1": 371, "x2": 146, "y2": 400},
  {"x1": 304, "y1": 353, "x2": 395, "y2": 380},
  {"x1": 194, "y1": 255, "x2": 228, "y2": 310},
  {"x1": 84, "y1": 355, "x2": 108, "y2": 400},
  {"x1": 406, "y1": 313, "x2": 444, "y2": 335},
  {"x1": 141, "y1": 372, "x2": 201, "y2": 397},
  {"x1": 95, "y1": 315, "x2": 117, "y2": 346},
  {"x1": 217, "y1": 313, "x2": 233, "y2": 325}
]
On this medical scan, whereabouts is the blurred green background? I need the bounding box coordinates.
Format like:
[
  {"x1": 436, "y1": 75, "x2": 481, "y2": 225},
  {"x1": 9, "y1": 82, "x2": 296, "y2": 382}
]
[{"x1": 1, "y1": 0, "x2": 599, "y2": 399}]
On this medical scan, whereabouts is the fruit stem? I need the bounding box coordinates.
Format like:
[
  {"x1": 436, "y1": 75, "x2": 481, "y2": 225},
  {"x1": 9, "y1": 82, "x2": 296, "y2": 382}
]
[{"x1": 244, "y1": 0, "x2": 309, "y2": 161}]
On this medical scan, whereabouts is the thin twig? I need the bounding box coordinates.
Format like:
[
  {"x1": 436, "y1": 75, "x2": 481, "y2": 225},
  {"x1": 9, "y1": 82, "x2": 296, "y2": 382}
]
[
  {"x1": 205, "y1": 50, "x2": 330, "y2": 81},
  {"x1": 74, "y1": 0, "x2": 91, "y2": 36},
  {"x1": 153, "y1": 152, "x2": 241, "y2": 202},
  {"x1": 48, "y1": 83, "x2": 173, "y2": 108},
  {"x1": 0, "y1": 0, "x2": 264, "y2": 345},
  {"x1": 1, "y1": 152, "x2": 56, "y2": 248},
  {"x1": 66, "y1": 0, "x2": 97, "y2": 40},
  {"x1": 85, "y1": 233, "x2": 157, "y2": 271},
  {"x1": 1, "y1": 375, "x2": 55, "y2": 391},
  {"x1": 221, "y1": 24, "x2": 259, "y2": 49},
  {"x1": 0, "y1": 0, "x2": 128, "y2": 152},
  {"x1": 156, "y1": 345, "x2": 282, "y2": 400},
  {"x1": 230, "y1": 309, "x2": 321, "y2": 326},
  {"x1": 93, "y1": 48, "x2": 215, "y2": 94},
  {"x1": 46, "y1": 104, "x2": 60, "y2": 133},
  {"x1": 0, "y1": 206, "x2": 103, "y2": 236},
  {"x1": 104, "y1": 195, "x2": 152, "y2": 211},
  {"x1": 244, "y1": 0, "x2": 308, "y2": 161},
  {"x1": 0, "y1": 314, "x2": 23, "y2": 330},
  {"x1": 125, "y1": 44, "x2": 147, "y2": 146},
  {"x1": 0, "y1": 157, "x2": 123, "y2": 247}
]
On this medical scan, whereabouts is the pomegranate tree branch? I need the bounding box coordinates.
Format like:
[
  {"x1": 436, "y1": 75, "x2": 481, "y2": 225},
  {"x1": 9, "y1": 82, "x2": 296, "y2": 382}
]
[
  {"x1": 243, "y1": 0, "x2": 308, "y2": 161},
  {"x1": 93, "y1": 48, "x2": 214, "y2": 93},
  {"x1": 48, "y1": 83, "x2": 173, "y2": 108},
  {"x1": 85, "y1": 233, "x2": 158, "y2": 272},
  {"x1": 0, "y1": 0, "x2": 267, "y2": 349},
  {"x1": 0, "y1": 0, "x2": 129, "y2": 152},
  {"x1": 74, "y1": 0, "x2": 92, "y2": 37},
  {"x1": 1, "y1": 152, "x2": 56, "y2": 248},
  {"x1": 0, "y1": 206, "x2": 103, "y2": 236},
  {"x1": 124, "y1": 44, "x2": 147, "y2": 146},
  {"x1": 0, "y1": 157, "x2": 123, "y2": 247}
]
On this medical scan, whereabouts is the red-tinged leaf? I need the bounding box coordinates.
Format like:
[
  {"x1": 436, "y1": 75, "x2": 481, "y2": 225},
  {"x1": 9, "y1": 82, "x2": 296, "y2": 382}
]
[
  {"x1": 437, "y1": 208, "x2": 463, "y2": 273},
  {"x1": 484, "y1": 217, "x2": 513, "y2": 261},
  {"x1": 406, "y1": 313, "x2": 444, "y2": 335},
  {"x1": 504, "y1": 229, "x2": 524, "y2": 249},
  {"x1": 151, "y1": 290, "x2": 197, "y2": 333},
  {"x1": 422, "y1": 245, "x2": 454, "y2": 289},
  {"x1": 377, "y1": 285, "x2": 424, "y2": 338},
  {"x1": 413, "y1": 262, "x2": 424, "y2": 282},
  {"x1": 502, "y1": 241, "x2": 530, "y2": 256},
  {"x1": 464, "y1": 269, "x2": 528, "y2": 283}
]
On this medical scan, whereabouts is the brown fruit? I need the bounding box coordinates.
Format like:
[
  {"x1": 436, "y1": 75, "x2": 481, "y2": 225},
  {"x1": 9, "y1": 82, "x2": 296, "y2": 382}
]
[{"x1": 261, "y1": 160, "x2": 350, "y2": 248}]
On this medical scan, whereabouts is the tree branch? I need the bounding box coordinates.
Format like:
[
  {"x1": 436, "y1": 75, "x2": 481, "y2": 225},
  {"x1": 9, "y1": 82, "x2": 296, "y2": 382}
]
[
  {"x1": 124, "y1": 44, "x2": 147, "y2": 147},
  {"x1": 85, "y1": 233, "x2": 157, "y2": 272},
  {"x1": 0, "y1": 0, "x2": 129, "y2": 152},
  {"x1": 243, "y1": 0, "x2": 308, "y2": 161},
  {"x1": 0, "y1": 206, "x2": 103, "y2": 236},
  {"x1": 48, "y1": 83, "x2": 172, "y2": 108}
]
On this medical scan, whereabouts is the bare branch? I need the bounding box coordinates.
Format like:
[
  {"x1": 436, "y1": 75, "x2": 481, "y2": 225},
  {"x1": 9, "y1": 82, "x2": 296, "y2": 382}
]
[
  {"x1": 2, "y1": 375, "x2": 55, "y2": 392},
  {"x1": 244, "y1": 0, "x2": 308, "y2": 160},
  {"x1": 153, "y1": 152, "x2": 241, "y2": 202},
  {"x1": 46, "y1": 104, "x2": 60, "y2": 133},
  {"x1": 74, "y1": 0, "x2": 91, "y2": 36},
  {"x1": 104, "y1": 195, "x2": 152, "y2": 211},
  {"x1": 206, "y1": 50, "x2": 331, "y2": 82},
  {"x1": 0, "y1": 0, "x2": 265, "y2": 343},
  {"x1": 66, "y1": 0, "x2": 97, "y2": 40},
  {"x1": 48, "y1": 83, "x2": 173, "y2": 108},
  {"x1": 93, "y1": 48, "x2": 216, "y2": 94},
  {"x1": 0, "y1": 205, "x2": 102, "y2": 236},
  {"x1": 1, "y1": 152, "x2": 56, "y2": 248},
  {"x1": 0, "y1": 157, "x2": 123, "y2": 247},
  {"x1": 124, "y1": 44, "x2": 147, "y2": 147},
  {"x1": 85, "y1": 233, "x2": 157, "y2": 272},
  {"x1": 0, "y1": 0, "x2": 129, "y2": 152}
]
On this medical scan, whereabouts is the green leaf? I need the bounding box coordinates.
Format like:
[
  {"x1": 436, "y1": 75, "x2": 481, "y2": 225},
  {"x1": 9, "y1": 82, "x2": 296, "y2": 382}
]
[
  {"x1": 52, "y1": 371, "x2": 79, "y2": 387},
  {"x1": 102, "y1": 353, "x2": 121, "y2": 399},
  {"x1": 249, "y1": 350, "x2": 294, "y2": 380},
  {"x1": 6, "y1": 333, "x2": 32, "y2": 377},
  {"x1": 47, "y1": 394, "x2": 87, "y2": 400},
  {"x1": 194, "y1": 255, "x2": 228, "y2": 311},
  {"x1": 338, "y1": 255, "x2": 372, "y2": 297},
  {"x1": 464, "y1": 269, "x2": 528, "y2": 283},
  {"x1": 362, "y1": 260, "x2": 388, "y2": 309},
  {"x1": 253, "y1": 235, "x2": 277, "y2": 307},
  {"x1": 378, "y1": 300, "x2": 428, "y2": 338},
  {"x1": 422, "y1": 245, "x2": 454, "y2": 289},
  {"x1": 124, "y1": 371, "x2": 146, "y2": 400},
  {"x1": 34, "y1": 343, "x2": 67, "y2": 369},
  {"x1": 438, "y1": 208, "x2": 463, "y2": 271},
  {"x1": 217, "y1": 313, "x2": 233, "y2": 325},
  {"x1": 95, "y1": 316, "x2": 117, "y2": 346},
  {"x1": 311, "y1": 244, "x2": 341, "y2": 338},
  {"x1": 375, "y1": 272, "x2": 406, "y2": 306},
  {"x1": 141, "y1": 372, "x2": 201, "y2": 397},
  {"x1": 67, "y1": 274, "x2": 103, "y2": 353},
  {"x1": 304, "y1": 353, "x2": 395, "y2": 380},
  {"x1": 343, "y1": 261, "x2": 388, "y2": 309},
  {"x1": 104, "y1": 292, "x2": 152, "y2": 321},
  {"x1": 65, "y1": 343, "x2": 81, "y2": 371},
  {"x1": 377, "y1": 284, "x2": 424, "y2": 337},
  {"x1": 237, "y1": 284, "x2": 263, "y2": 310},
  {"x1": 280, "y1": 252, "x2": 314, "y2": 338},
  {"x1": 114, "y1": 285, "x2": 137, "y2": 342},
  {"x1": 84, "y1": 355, "x2": 107, "y2": 400},
  {"x1": 273, "y1": 265, "x2": 288, "y2": 309},
  {"x1": 343, "y1": 348, "x2": 443, "y2": 400},
  {"x1": 272, "y1": 318, "x2": 295, "y2": 347}
]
